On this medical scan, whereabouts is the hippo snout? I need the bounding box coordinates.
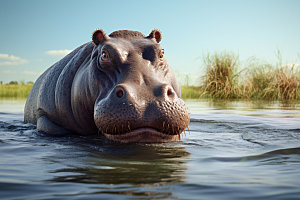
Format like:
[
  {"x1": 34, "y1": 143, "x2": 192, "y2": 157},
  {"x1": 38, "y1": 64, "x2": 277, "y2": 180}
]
[{"x1": 94, "y1": 83, "x2": 190, "y2": 143}]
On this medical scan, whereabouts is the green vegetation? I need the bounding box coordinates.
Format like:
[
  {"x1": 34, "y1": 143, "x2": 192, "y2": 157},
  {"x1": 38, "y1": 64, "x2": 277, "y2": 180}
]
[
  {"x1": 201, "y1": 52, "x2": 240, "y2": 99},
  {"x1": 180, "y1": 86, "x2": 202, "y2": 99},
  {"x1": 242, "y1": 63, "x2": 276, "y2": 100},
  {"x1": 275, "y1": 65, "x2": 300, "y2": 100},
  {"x1": 0, "y1": 81, "x2": 33, "y2": 98},
  {"x1": 181, "y1": 51, "x2": 300, "y2": 101}
]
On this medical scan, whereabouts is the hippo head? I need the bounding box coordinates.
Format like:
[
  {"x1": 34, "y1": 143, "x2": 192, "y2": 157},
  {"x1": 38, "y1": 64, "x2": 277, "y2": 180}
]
[{"x1": 91, "y1": 29, "x2": 190, "y2": 143}]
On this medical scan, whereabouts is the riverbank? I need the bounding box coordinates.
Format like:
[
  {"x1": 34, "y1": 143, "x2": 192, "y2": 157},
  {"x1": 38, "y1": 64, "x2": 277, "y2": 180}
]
[
  {"x1": 1, "y1": 82, "x2": 299, "y2": 101},
  {"x1": 0, "y1": 82, "x2": 33, "y2": 98},
  {"x1": 181, "y1": 52, "x2": 300, "y2": 101}
]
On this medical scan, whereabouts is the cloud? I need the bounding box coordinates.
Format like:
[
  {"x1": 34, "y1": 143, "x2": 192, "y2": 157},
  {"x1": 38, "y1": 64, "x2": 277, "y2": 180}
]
[
  {"x1": 1, "y1": 69, "x2": 16, "y2": 74},
  {"x1": 0, "y1": 54, "x2": 28, "y2": 66},
  {"x1": 1, "y1": 70, "x2": 41, "y2": 76},
  {"x1": 23, "y1": 70, "x2": 41, "y2": 76},
  {"x1": 45, "y1": 49, "x2": 72, "y2": 57}
]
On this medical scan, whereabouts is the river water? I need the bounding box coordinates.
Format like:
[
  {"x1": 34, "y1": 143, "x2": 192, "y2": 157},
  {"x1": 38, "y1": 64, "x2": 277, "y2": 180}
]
[{"x1": 0, "y1": 99, "x2": 300, "y2": 199}]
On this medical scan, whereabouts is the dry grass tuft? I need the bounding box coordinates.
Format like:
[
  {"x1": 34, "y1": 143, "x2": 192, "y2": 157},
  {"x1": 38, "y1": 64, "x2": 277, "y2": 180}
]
[
  {"x1": 243, "y1": 64, "x2": 277, "y2": 100},
  {"x1": 0, "y1": 82, "x2": 33, "y2": 98},
  {"x1": 201, "y1": 52, "x2": 240, "y2": 99},
  {"x1": 275, "y1": 65, "x2": 300, "y2": 100}
]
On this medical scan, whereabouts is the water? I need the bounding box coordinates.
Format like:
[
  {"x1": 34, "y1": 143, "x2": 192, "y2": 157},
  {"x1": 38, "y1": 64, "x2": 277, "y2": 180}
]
[{"x1": 1, "y1": 99, "x2": 300, "y2": 199}]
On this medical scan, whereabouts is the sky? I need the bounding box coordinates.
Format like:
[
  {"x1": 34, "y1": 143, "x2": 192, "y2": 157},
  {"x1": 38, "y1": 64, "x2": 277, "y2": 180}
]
[{"x1": 0, "y1": 0, "x2": 299, "y2": 84}]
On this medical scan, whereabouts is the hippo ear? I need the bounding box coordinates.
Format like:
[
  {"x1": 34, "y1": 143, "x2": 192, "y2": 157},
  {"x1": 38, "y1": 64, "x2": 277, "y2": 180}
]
[
  {"x1": 92, "y1": 29, "x2": 109, "y2": 45},
  {"x1": 147, "y1": 29, "x2": 162, "y2": 43}
]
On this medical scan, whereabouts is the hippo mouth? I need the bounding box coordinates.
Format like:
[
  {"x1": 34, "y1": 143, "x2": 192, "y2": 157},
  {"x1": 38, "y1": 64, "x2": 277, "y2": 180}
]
[{"x1": 103, "y1": 127, "x2": 180, "y2": 143}]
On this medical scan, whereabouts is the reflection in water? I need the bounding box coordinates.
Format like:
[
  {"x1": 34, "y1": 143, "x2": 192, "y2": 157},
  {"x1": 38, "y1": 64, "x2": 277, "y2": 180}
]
[
  {"x1": 50, "y1": 142, "x2": 189, "y2": 186},
  {"x1": 187, "y1": 98, "x2": 300, "y2": 113},
  {"x1": 0, "y1": 98, "x2": 26, "y2": 113},
  {"x1": 44, "y1": 138, "x2": 190, "y2": 198}
]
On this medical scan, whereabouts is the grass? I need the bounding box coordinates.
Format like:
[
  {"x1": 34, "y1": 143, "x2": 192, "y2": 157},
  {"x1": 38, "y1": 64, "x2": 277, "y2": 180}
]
[
  {"x1": 242, "y1": 63, "x2": 277, "y2": 100},
  {"x1": 241, "y1": 61, "x2": 300, "y2": 101},
  {"x1": 201, "y1": 52, "x2": 240, "y2": 99},
  {"x1": 0, "y1": 81, "x2": 33, "y2": 98},
  {"x1": 181, "y1": 86, "x2": 202, "y2": 99},
  {"x1": 275, "y1": 65, "x2": 300, "y2": 100},
  {"x1": 181, "y1": 51, "x2": 300, "y2": 101}
]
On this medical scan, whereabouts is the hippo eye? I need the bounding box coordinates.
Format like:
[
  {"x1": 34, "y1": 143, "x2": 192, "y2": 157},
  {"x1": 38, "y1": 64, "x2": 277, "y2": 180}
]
[
  {"x1": 101, "y1": 50, "x2": 110, "y2": 62},
  {"x1": 159, "y1": 49, "x2": 164, "y2": 60}
]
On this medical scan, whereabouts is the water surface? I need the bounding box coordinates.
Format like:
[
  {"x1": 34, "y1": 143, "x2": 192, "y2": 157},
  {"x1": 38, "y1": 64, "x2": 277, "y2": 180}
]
[{"x1": 0, "y1": 99, "x2": 300, "y2": 199}]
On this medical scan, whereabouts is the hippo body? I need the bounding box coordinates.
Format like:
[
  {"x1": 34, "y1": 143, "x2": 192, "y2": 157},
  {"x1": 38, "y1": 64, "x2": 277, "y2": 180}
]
[{"x1": 24, "y1": 29, "x2": 190, "y2": 143}]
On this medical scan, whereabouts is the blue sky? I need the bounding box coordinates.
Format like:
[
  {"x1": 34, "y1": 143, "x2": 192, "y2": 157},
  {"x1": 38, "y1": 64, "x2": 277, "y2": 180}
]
[{"x1": 0, "y1": 0, "x2": 299, "y2": 84}]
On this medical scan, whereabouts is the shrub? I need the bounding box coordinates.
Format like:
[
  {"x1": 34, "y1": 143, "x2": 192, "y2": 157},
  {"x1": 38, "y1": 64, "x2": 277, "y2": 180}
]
[
  {"x1": 275, "y1": 65, "x2": 300, "y2": 100},
  {"x1": 243, "y1": 64, "x2": 277, "y2": 100},
  {"x1": 201, "y1": 52, "x2": 240, "y2": 99}
]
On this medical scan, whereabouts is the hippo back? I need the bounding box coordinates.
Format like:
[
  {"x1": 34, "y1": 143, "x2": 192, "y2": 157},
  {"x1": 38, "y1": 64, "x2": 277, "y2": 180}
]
[{"x1": 24, "y1": 42, "x2": 93, "y2": 132}]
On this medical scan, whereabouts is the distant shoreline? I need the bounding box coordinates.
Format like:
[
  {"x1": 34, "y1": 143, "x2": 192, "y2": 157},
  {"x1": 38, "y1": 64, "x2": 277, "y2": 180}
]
[
  {"x1": 0, "y1": 82, "x2": 33, "y2": 99},
  {"x1": 1, "y1": 82, "x2": 299, "y2": 101}
]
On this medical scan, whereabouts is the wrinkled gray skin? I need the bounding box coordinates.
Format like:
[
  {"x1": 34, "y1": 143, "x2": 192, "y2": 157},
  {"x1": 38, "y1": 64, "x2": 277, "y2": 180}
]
[{"x1": 24, "y1": 29, "x2": 190, "y2": 143}]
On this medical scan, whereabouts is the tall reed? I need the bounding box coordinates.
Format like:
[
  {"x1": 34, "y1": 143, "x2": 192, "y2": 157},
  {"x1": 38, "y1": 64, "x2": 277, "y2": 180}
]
[
  {"x1": 275, "y1": 65, "x2": 299, "y2": 100},
  {"x1": 243, "y1": 61, "x2": 300, "y2": 101},
  {"x1": 0, "y1": 82, "x2": 33, "y2": 98},
  {"x1": 201, "y1": 52, "x2": 240, "y2": 99},
  {"x1": 243, "y1": 63, "x2": 277, "y2": 100},
  {"x1": 181, "y1": 86, "x2": 202, "y2": 99},
  {"x1": 199, "y1": 51, "x2": 300, "y2": 101}
]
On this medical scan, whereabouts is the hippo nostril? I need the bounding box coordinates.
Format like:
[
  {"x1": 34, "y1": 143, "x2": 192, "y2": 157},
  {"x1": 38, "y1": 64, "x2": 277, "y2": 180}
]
[
  {"x1": 116, "y1": 88, "x2": 124, "y2": 98},
  {"x1": 154, "y1": 84, "x2": 176, "y2": 99},
  {"x1": 167, "y1": 88, "x2": 174, "y2": 97}
]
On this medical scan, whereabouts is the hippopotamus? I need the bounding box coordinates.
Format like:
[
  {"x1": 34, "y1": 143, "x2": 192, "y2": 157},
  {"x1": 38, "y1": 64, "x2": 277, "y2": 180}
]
[{"x1": 24, "y1": 29, "x2": 190, "y2": 143}]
